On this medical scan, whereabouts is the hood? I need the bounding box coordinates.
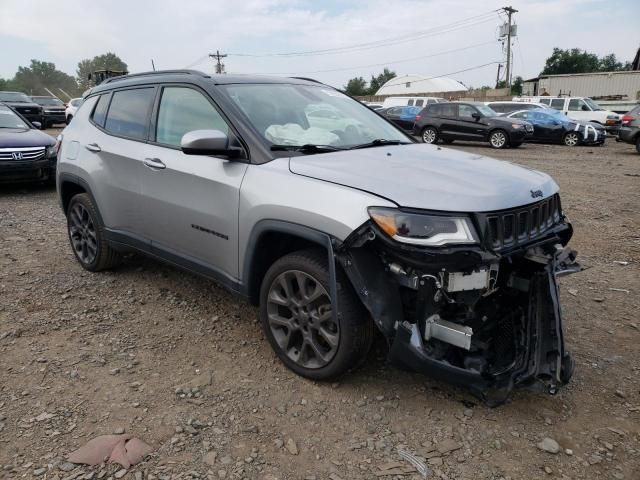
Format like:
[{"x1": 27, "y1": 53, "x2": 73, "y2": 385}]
[
  {"x1": 0, "y1": 128, "x2": 55, "y2": 148},
  {"x1": 4, "y1": 101, "x2": 42, "y2": 109},
  {"x1": 289, "y1": 144, "x2": 558, "y2": 212}
]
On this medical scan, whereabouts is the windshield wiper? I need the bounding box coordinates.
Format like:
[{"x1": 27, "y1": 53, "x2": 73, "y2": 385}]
[
  {"x1": 270, "y1": 144, "x2": 344, "y2": 153},
  {"x1": 348, "y1": 139, "x2": 410, "y2": 150}
]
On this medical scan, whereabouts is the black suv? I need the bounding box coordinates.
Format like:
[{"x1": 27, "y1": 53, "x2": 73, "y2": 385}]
[
  {"x1": 31, "y1": 96, "x2": 67, "y2": 127},
  {"x1": 618, "y1": 105, "x2": 640, "y2": 153},
  {"x1": 414, "y1": 102, "x2": 533, "y2": 149},
  {"x1": 0, "y1": 91, "x2": 44, "y2": 125}
]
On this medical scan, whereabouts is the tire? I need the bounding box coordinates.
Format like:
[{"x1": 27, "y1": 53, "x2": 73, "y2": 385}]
[
  {"x1": 259, "y1": 248, "x2": 374, "y2": 380},
  {"x1": 66, "y1": 193, "x2": 121, "y2": 271},
  {"x1": 563, "y1": 131, "x2": 581, "y2": 147},
  {"x1": 636, "y1": 136, "x2": 640, "y2": 154},
  {"x1": 421, "y1": 126, "x2": 439, "y2": 144},
  {"x1": 510, "y1": 142, "x2": 523, "y2": 148},
  {"x1": 489, "y1": 129, "x2": 508, "y2": 149}
]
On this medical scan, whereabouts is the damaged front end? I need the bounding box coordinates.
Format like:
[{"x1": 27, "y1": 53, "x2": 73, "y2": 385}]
[{"x1": 337, "y1": 194, "x2": 580, "y2": 405}]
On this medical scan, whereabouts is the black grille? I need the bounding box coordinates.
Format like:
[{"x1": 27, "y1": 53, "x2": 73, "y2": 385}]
[{"x1": 482, "y1": 194, "x2": 562, "y2": 250}]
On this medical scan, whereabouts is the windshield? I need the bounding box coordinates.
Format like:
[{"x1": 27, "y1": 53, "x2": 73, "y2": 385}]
[
  {"x1": 584, "y1": 98, "x2": 603, "y2": 111},
  {"x1": 222, "y1": 83, "x2": 410, "y2": 148},
  {"x1": 475, "y1": 104, "x2": 497, "y2": 116},
  {"x1": 33, "y1": 97, "x2": 64, "y2": 106},
  {"x1": 0, "y1": 106, "x2": 29, "y2": 128},
  {"x1": 0, "y1": 92, "x2": 32, "y2": 103}
]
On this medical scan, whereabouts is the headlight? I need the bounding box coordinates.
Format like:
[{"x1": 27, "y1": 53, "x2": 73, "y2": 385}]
[
  {"x1": 46, "y1": 145, "x2": 57, "y2": 157},
  {"x1": 368, "y1": 207, "x2": 478, "y2": 246},
  {"x1": 511, "y1": 124, "x2": 523, "y2": 129}
]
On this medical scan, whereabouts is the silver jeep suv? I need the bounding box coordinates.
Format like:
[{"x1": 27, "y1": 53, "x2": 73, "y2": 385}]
[{"x1": 57, "y1": 70, "x2": 580, "y2": 404}]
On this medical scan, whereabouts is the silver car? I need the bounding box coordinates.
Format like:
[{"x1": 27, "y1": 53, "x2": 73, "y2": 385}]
[{"x1": 57, "y1": 70, "x2": 580, "y2": 405}]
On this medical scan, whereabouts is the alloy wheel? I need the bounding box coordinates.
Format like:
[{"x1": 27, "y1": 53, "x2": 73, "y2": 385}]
[
  {"x1": 68, "y1": 203, "x2": 98, "y2": 265},
  {"x1": 266, "y1": 270, "x2": 338, "y2": 369},
  {"x1": 564, "y1": 132, "x2": 579, "y2": 146},
  {"x1": 490, "y1": 131, "x2": 507, "y2": 148},
  {"x1": 422, "y1": 128, "x2": 437, "y2": 144}
]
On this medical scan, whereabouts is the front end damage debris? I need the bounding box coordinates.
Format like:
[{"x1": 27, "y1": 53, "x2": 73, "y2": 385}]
[{"x1": 336, "y1": 216, "x2": 580, "y2": 406}]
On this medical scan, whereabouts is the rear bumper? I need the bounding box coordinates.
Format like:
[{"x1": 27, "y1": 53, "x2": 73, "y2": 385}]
[
  {"x1": 618, "y1": 126, "x2": 639, "y2": 144},
  {"x1": 0, "y1": 157, "x2": 56, "y2": 183},
  {"x1": 43, "y1": 112, "x2": 67, "y2": 124}
]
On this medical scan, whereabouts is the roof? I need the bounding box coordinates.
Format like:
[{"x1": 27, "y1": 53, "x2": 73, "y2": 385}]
[
  {"x1": 375, "y1": 74, "x2": 467, "y2": 95},
  {"x1": 89, "y1": 69, "x2": 323, "y2": 95}
]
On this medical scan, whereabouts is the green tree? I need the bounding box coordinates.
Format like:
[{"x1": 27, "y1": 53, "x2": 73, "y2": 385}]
[
  {"x1": 343, "y1": 76, "x2": 368, "y2": 96},
  {"x1": 367, "y1": 68, "x2": 396, "y2": 95},
  {"x1": 541, "y1": 48, "x2": 629, "y2": 75},
  {"x1": 77, "y1": 52, "x2": 128, "y2": 91},
  {"x1": 10, "y1": 60, "x2": 78, "y2": 96}
]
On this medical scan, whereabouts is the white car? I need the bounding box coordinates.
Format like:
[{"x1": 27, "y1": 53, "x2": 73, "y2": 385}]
[{"x1": 65, "y1": 98, "x2": 83, "y2": 124}]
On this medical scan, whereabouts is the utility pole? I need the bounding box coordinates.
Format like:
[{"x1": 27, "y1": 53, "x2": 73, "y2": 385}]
[
  {"x1": 502, "y1": 6, "x2": 518, "y2": 88},
  {"x1": 209, "y1": 50, "x2": 227, "y2": 74},
  {"x1": 495, "y1": 63, "x2": 503, "y2": 88}
]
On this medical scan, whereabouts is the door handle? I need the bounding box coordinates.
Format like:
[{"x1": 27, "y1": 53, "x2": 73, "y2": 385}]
[
  {"x1": 143, "y1": 157, "x2": 166, "y2": 170},
  {"x1": 85, "y1": 143, "x2": 101, "y2": 152}
]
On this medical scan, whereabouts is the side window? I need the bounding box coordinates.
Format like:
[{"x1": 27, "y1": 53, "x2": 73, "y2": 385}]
[
  {"x1": 568, "y1": 99, "x2": 587, "y2": 111},
  {"x1": 458, "y1": 104, "x2": 477, "y2": 119},
  {"x1": 92, "y1": 94, "x2": 110, "y2": 127},
  {"x1": 407, "y1": 100, "x2": 414, "y2": 106},
  {"x1": 511, "y1": 111, "x2": 528, "y2": 119},
  {"x1": 427, "y1": 104, "x2": 441, "y2": 115},
  {"x1": 415, "y1": 99, "x2": 424, "y2": 107},
  {"x1": 538, "y1": 98, "x2": 551, "y2": 106},
  {"x1": 156, "y1": 87, "x2": 229, "y2": 147},
  {"x1": 427, "y1": 99, "x2": 436, "y2": 104},
  {"x1": 490, "y1": 104, "x2": 505, "y2": 113},
  {"x1": 441, "y1": 104, "x2": 456, "y2": 117},
  {"x1": 550, "y1": 98, "x2": 565, "y2": 110},
  {"x1": 104, "y1": 88, "x2": 154, "y2": 140}
]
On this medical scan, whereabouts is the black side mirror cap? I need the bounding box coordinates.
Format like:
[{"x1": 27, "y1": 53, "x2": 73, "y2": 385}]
[{"x1": 32, "y1": 121, "x2": 42, "y2": 130}]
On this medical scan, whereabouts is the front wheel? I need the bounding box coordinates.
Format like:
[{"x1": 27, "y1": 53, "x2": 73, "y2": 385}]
[
  {"x1": 563, "y1": 131, "x2": 581, "y2": 147},
  {"x1": 259, "y1": 249, "x2": 373, "y2": 380},
  {"x1": 421, "y1": 126, "x2": 439, "y2": 144},
  {"x1": 489, "y1": 129, "x2": 508, "y2": 149},
  {"x1": 67, "y1": 193, "x2": 121, "y2": 271}
]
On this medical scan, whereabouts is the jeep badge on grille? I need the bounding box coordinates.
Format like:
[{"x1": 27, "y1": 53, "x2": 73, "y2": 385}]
[{"x1": 530, "y1": 189, "x2": 543, "y2": 198}]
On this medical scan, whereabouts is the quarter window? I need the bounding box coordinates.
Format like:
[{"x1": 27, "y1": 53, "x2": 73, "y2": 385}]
[
  {"x1": 104, "y1": 88, "x2": 154, "y2": 140},
  {"x1": 156, "y1": 87, "x2": 229, "y2": 147},
  {"x1": 92, "y1": 94, "x2": 110, "y2": 127}
]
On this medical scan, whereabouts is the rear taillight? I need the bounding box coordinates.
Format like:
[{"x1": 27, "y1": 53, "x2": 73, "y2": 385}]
[
  {"x1": 415, "y1": 115, "x2": 421, "y2": 121},
  {"x1": 621, "y1": 115, "x2": 633, "y2": 126}
]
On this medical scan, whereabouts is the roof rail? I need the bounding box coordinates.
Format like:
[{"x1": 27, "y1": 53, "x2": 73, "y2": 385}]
[
  {"x1": 104, "y1": 69, "x2": 209, "y2": 84},
  {"x1": 289, "y1": 76, "x2": 324, "y2": 85}
]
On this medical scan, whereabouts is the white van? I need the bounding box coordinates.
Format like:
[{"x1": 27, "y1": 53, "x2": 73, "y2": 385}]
[
  {"x1": 512, "y1": 96, "x2": 621, "y2": 133},
  {"x1": 382, "y1": 96, "x2": 447, "y2": 109}
]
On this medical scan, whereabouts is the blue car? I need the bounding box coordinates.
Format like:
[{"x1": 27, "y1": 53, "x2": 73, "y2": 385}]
[
  {"x1": 380, "y1": 105, "x2": 422, "y2": 131},
  {"x1": 507, "y1": 108, "x2": 606, "y2": 146}
]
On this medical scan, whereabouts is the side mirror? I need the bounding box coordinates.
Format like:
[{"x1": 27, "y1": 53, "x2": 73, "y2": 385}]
[
  {"x1": 181, "y1": 129, "x2": 242, "y2": 158},
  {"x1": 581, "y1": 105, "x2": 590, "y2": 111},
  {"x1": 32, "y1": 121, "x2": 42, "y2": 129},
  {"x1": 472, "y1": 112, "x2": 481, "y2": 120}
]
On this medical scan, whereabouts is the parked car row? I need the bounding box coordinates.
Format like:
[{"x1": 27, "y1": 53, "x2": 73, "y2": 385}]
[
  {"x1": 0, "y1": 91, "x2": 83, "y2": 128},
  {"x1": 617, "y1": 104, "x2": 640, "y2": 153}
]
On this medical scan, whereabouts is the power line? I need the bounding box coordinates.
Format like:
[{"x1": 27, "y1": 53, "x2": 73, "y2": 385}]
[
  {"x1": 227, "y1": 10, "x2": 501, "y2": 58},
  {"x1": 261, "y1": 40, "x2": 498, "y2": 75},
  {"x1": 381, "y1": 62, "x2": 504, "y2": 86}
]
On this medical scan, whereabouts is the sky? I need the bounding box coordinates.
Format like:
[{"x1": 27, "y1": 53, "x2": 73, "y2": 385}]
[{"x1": 1, "y1": 0, "x2": 639, "y2": 90}]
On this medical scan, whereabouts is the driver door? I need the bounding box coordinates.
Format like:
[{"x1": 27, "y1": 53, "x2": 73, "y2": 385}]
[
  {"x1": 139, "y1": 85, "x2": 248, "y2": 281},
  {"x1": 456, "y1": 104, "x2": 486, "y2": 140}
]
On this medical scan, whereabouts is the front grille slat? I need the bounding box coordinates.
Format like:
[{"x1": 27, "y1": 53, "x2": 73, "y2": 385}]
[
  {"x1": 481, "y1": 194, "x2": 562, "y2": 250},
  {"x1": 0, "y1": 147, "x2": 46, "y2": 162}
]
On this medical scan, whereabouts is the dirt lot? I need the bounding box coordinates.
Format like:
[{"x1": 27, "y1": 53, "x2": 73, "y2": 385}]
[{"x1": 1, "y1": 132, "x2": 639, "y2": 480}]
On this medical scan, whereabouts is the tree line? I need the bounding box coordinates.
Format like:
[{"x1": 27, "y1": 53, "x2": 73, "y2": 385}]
[
  {"x1": 0, "y1": 53, "x2": 127, "y2": 99},
  {"x1": 343, "y1": 48, "x2": 634, "y2": 97}
]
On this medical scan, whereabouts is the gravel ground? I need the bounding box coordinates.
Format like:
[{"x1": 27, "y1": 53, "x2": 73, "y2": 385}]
[{"x1": 1, "y1": 132, "x2": 639, "y2": 480}]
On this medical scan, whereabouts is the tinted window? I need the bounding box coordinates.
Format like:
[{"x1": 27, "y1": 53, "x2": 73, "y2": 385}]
[
  {"x1": 538, "y1": 98, "x2": 551, "y2": 105},
  {"x1": 458, "y1": 104, "x2": 478, "y2": 119},
  {"x1": 415, "y1": 99, "x2": 424, "y2": 107},
  {"x1": 407, "y1": 100, "x2": 414, "y2": 106},
  {"x1": 92, "y1": 94, "x2": 110, "y2": 127},
  {"x1": 156, "y1": 87, "x2": 229, "y2": 147},
  {"x1": 104, "y1": 88, "x2": 154, "y2": 140},
  {"x1": 441, "y1": 104, "x2": 456, "y2": 117},
  {"x1": 550, "y1": 98, "x2": 565, "y2": 110},
  {"x1": 490, "y1": 104, "x2": 506, "y2": 113},
  {"x1": 427, "y1": 104, "x2": 441, "y2": 115}
]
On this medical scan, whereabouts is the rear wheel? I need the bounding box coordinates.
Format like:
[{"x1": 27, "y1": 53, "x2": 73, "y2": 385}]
[
  {"x1": 563, "y1": 131, "x2": 581, "y2": 147},
  {"x1": 489, "y1": 129, "x2": 508, "y2": 149},
  {"x1": 67, "y1": 193, "x2": 121, "y2": 271},
  {"x1": 260, "y1": 249, "x2": 373, "y2": 380},
  {"x1": 421, "y1": 126, "x2": 438, "y2": 144}
]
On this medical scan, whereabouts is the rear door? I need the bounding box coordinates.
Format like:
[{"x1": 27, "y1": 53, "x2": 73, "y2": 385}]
[
  {"x1": 139, "y1": 85, "x2": 248, "y2": 281},
  {"x1": 437, "y1": 104, "x2": 458, "y2": 137}
]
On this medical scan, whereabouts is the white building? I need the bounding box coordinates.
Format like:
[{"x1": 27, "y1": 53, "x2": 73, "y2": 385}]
[{"x1": 375, "y1": 74, "x2": 467, "y2": 95}]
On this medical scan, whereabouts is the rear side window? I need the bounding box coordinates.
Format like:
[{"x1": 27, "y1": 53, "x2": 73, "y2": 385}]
[
  {"x1": 440, "y1": 104, "x2": 456, "y2": 117},
  {"x1": 407, "y1": 99, "x2": 414, "y2": 106},
  {"x1": 104, "y1": 88, "x2": 155, "y2": 140},
  {"x1": 92, "y1": 94, "x2": 110, "y2": 127},
  {"x1": 550, "y1": 98, "x2": 565, "y2": 110},
  {"x1": 155, "y1": 87, "x2": 229, "y2": 147},
  {"x1": 415, "y1": 99, "x2": 424, "y2": 107},
  {"x1": 538, "y1": 98, "x2": 551, "y2": 106},
  {"x1": 490, "y1": 104, "x2": 506, "y2": 113}
]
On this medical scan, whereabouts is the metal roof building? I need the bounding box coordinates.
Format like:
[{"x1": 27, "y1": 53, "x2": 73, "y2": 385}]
[{"x1": 375, "y1": 74, "x2": 467, "y2": 95}]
